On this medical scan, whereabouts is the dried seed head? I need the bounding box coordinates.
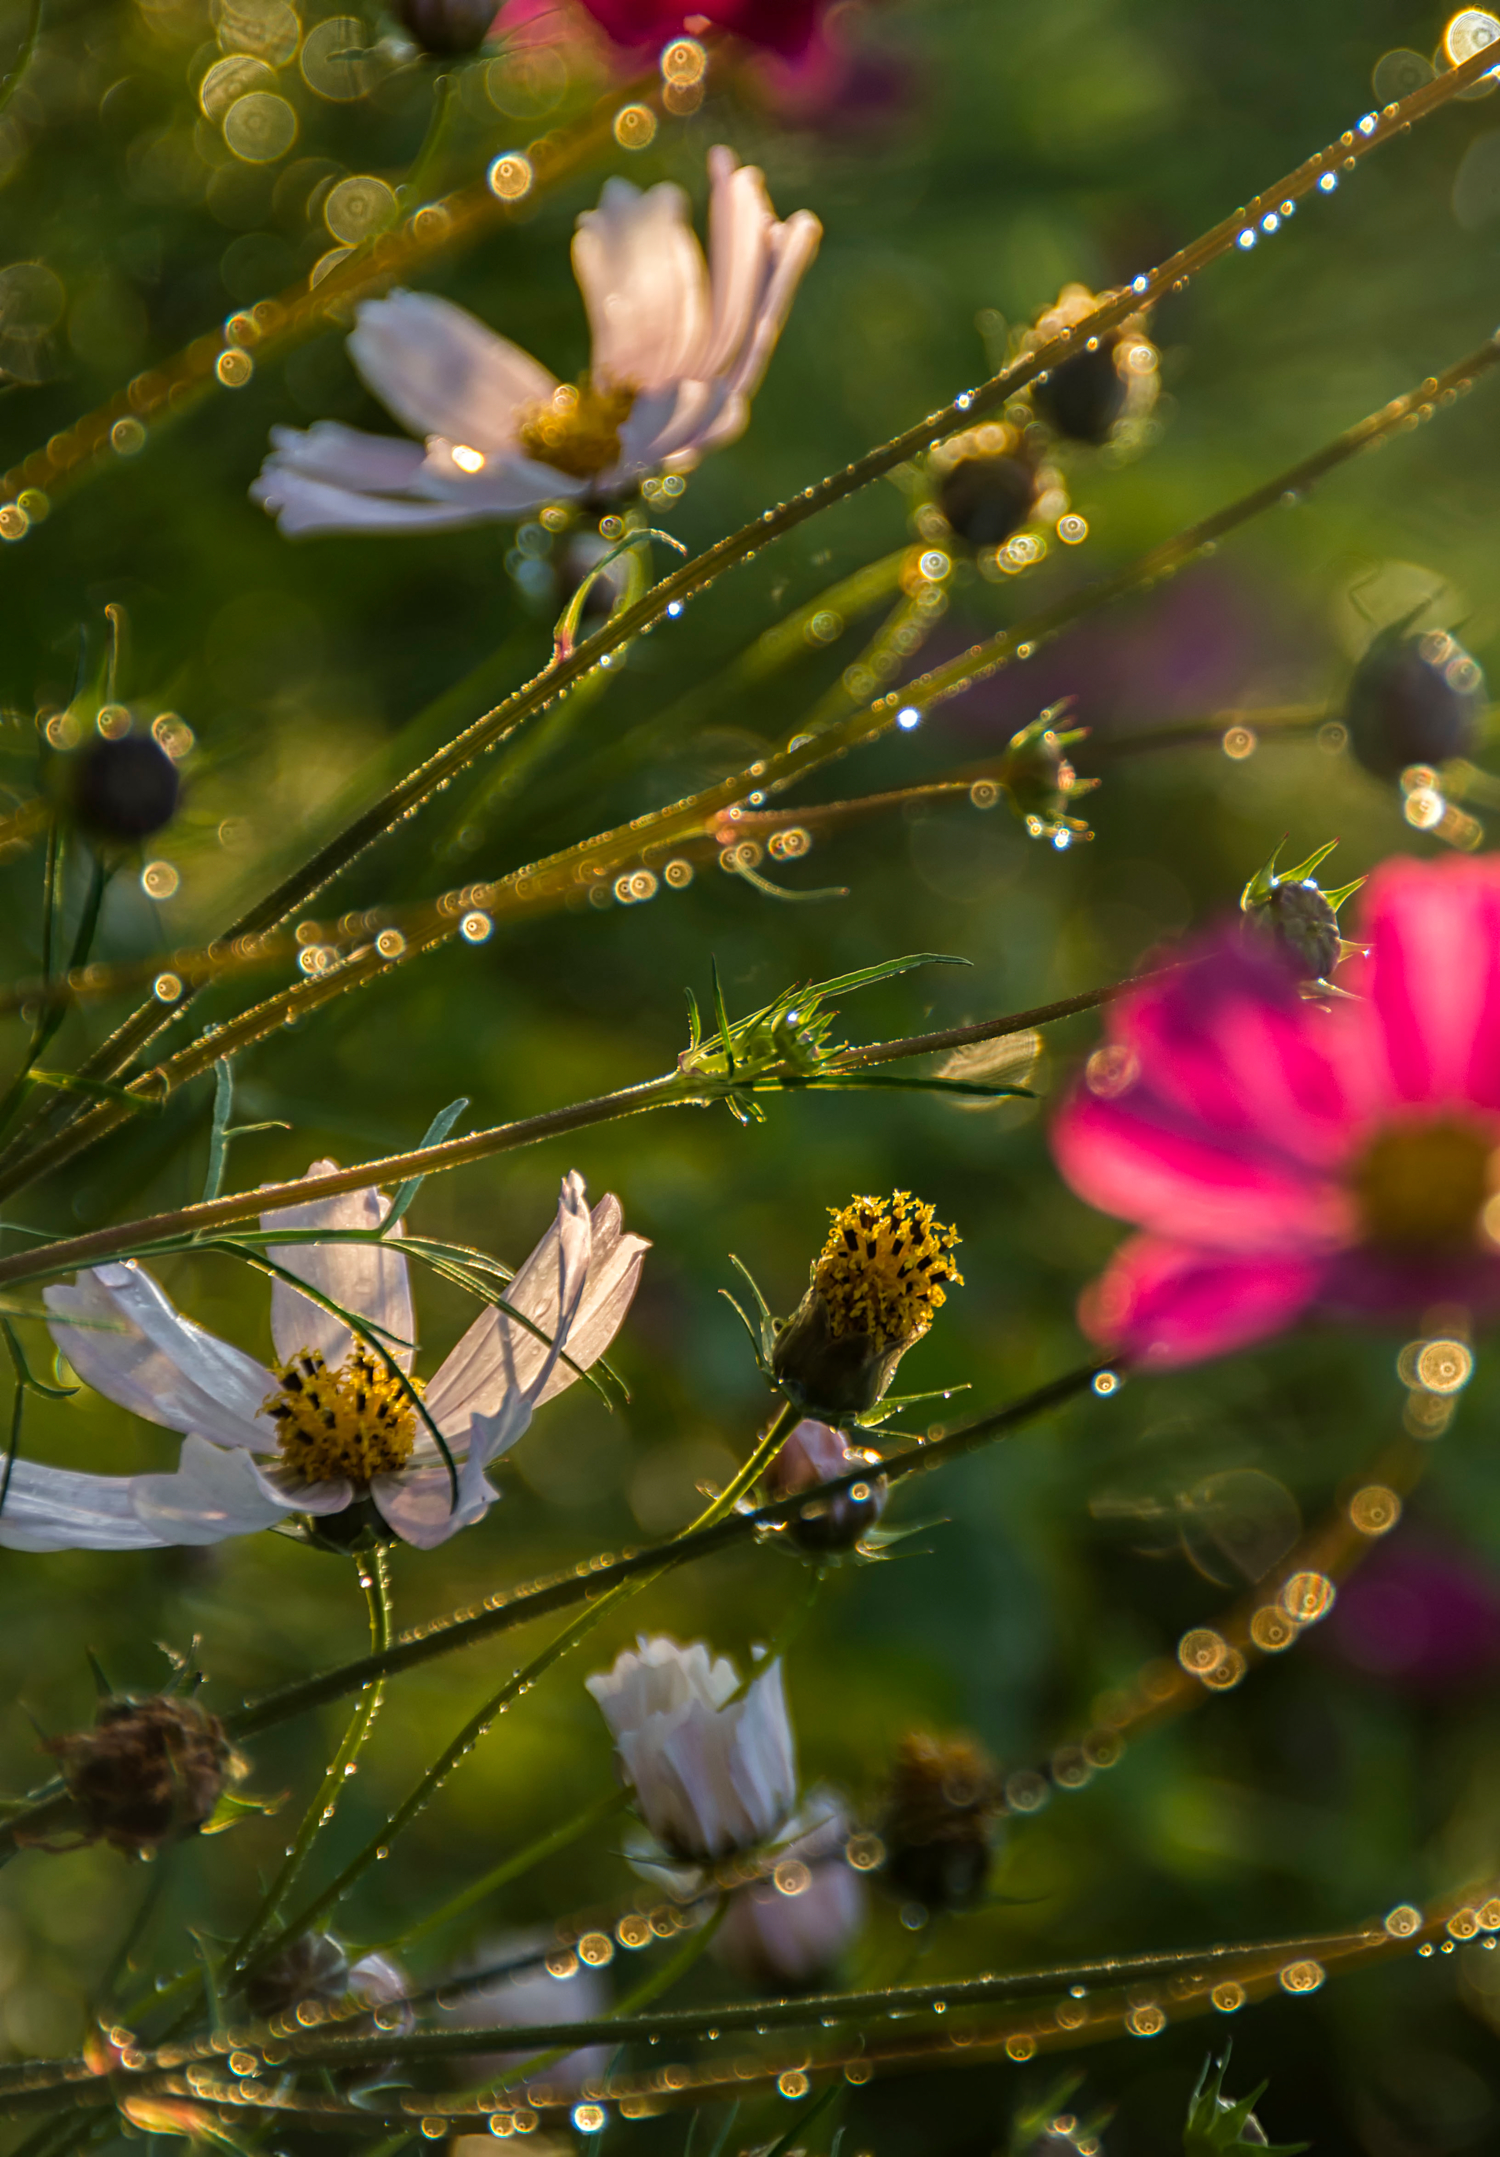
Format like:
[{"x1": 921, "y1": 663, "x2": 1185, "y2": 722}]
[
  {"x1": 936, "y1": 452, "x2": 1038, "y2": 548},
  {"x1": 880, "y1": 1731, "x2": 1002, "y2": 1912},
  {"x1": 47, "y1": 1695, "x2": 238, "y2": 1851},
  {"x1": 70, "y1": 734, "x2": 180, "y2": 844},
  {"x1": 1032, "y1": 338, "x2": 1130, "y2": 444}
]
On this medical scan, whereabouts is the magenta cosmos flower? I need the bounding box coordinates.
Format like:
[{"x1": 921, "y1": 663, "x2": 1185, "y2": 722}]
[
  {"x1": 575, "y1": 0, "x2": 822, "y2": 58},
  {"x1": 1052, "y1": 855, "x2": 1500, "y2": 1367}
]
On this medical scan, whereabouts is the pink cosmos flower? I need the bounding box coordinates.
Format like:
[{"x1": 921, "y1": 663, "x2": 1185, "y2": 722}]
[
  {"x1": 574, "y1": 0, "x2": 822, "y2": 58},
  {"x1": 1052, "y1": 855, "x2": 1500, "y2": 1367}
]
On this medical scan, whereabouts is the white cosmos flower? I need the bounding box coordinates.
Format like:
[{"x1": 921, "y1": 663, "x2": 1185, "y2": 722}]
[
  {"x1": 585, "y1": 1633, "x2": 798, "y2": 1862},
  {"x1": 14, "y1": 1166, "x2": 647, "y2": 1555},
  {"x1": 251, "y1": 146, "x2": 821, "y2": 538}
]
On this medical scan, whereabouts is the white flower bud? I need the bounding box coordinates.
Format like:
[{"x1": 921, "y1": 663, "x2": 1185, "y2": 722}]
[{"x1": 586, "y1": 1635, "x2": 798, "y2": 1861}]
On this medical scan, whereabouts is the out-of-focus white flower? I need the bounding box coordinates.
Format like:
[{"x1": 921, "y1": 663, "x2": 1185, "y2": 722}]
[
  {"x1": 713, "y1": 1792, "x2": 867, "y2": 1988},
  {"x1": 438, "y1": 1933, "x2": 611, "y2": 2092},
  {"x1": 586, "y1": 1634, "x2": 797, "y2": 1861},
  {"x1": 21, "y1": 1166, "x2": 646, "y2": 1554},
  {"x1": 252, "y1": 147, "x2": 821, "y2": 538}
]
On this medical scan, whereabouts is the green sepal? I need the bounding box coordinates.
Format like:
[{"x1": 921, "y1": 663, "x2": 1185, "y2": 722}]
[
  {"x1": 200, "y1": 1787, "x2": 287, "y2": 1837},
  {"x1": 1184, "y1": 2052, "x2": 1309, "y2": 2155}
]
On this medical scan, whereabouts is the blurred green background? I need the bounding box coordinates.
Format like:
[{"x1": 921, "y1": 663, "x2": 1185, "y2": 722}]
[{"x1": 1, "y1": 0, "x2": 1500, "y2": 2148}]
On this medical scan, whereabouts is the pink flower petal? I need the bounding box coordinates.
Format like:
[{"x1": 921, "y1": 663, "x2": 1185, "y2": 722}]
[
  {"x1": 1354, "y1": 855, "x2": 1500, "y2": 1111},
  {"x1": 1079, "y1": 1233, "x2": 1326, "y2": 1367}
]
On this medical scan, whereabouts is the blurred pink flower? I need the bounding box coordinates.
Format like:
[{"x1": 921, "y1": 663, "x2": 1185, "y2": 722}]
[
  {"x1": 1322, "y1": 1530, "x2": 1500, "y2": 1691},
  {"x1": 712, "y1": 1793, "x2": 866, "y2": 1987},
  {"x1": 574, "y1": 0, "x2": 822, "y2": 57},
  {"x1": 1052, "y1": 855, "x2": 1500, "y2": 1367}
]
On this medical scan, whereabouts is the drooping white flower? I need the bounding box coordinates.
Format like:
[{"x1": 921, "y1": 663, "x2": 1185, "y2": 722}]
[
  {"x1": 585, "y1": 1633, "x2": 798, "y2": 1861},
  {"x1": 13, "y1": 1165, "x2": 646, "y2": 1554},
  {"x1": 251, "y1": 147, "x2": 821, "y2": 538},
  {"x1": 713, "y1": 1792, "x2": 867, "y2": 1988}
]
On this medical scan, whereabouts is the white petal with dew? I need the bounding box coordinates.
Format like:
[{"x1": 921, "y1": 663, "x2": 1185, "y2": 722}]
[
  {"x1": 263, "y1": 1159, "x2": 415, "y2": 1373},
  {"x1": 349, "y1": 290, "x2": 556, "y2": 451},
  {"x1": 260, "y1": 421, "x2": 430, "y2": 493},
  {"x1": 45, "y1": 1264, "x2": 274, "y2": 1448},
  {"x1": 251, "y1": 464, "x2": 504, "y2": 538}
]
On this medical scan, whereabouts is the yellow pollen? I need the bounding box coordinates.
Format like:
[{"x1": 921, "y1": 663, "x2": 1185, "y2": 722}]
[
  {"x1": 263, "y1": 1347, "x2": 420, "y2": 1486},
  {"x1": 516, "y1": 379, "x2": 637, "y2": 481},
  {"x1": 813, "y1": 1191, "x2": 963, "y2": 1350},
  {"x1": 1353, "y1": 1119, "x2": 1494, "y2": 1249}
]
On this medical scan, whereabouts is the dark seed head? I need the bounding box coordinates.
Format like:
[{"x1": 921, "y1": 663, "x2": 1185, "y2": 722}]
[
  {"x1": 45, "y1": 1694, "x2": 236, "y2": 1851},
  {"x1": 1343, "y1": 624, "x2": 1487, "y2": 781},
  {"x1": 1032, "y1": 339, "x2": 1128, "y2": 444},
  {"x1": 70, "y1": 733, "x2": 180, "y2": 844},
  {"x1": 935, "y1": 452, "x2": 1038, "y2": 549},
  {"x1": 879, "y1": 1730, "x2": 1002, "y2": 1913},
  {"x1": 395, "y1": 0, "x2": 496, "y2": 53}
]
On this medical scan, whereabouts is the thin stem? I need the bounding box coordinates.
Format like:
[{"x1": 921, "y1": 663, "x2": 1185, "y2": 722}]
[
  {"x1": 0, "y1": 0, "x2": 43, "y2": 124},
  {"x1": 358, "y1": 1787, "x2": 629, "y2": 1956},
  {"x1": 224, "y1": 1549, "x2": 393, "y2": 1977}
]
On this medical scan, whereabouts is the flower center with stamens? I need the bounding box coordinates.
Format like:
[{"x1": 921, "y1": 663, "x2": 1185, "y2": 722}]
[
  {"x1": 813, "y1": 1192, "x2": 963, "y2": 1350},
  {"x1": 263, "y1": 1348, "x2": 419, "y2": 1486},
  {"x1": 1353, "y1": 1119, "x2": 1494, "y2": 1249},
  {"x1": 516, "y1": 380, "x2": 637, "y2": 480}
]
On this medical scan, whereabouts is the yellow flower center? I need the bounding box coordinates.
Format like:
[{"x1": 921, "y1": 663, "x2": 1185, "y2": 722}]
[
  {"x1": 516, "y1": 380, "x2": 637, "y2": 481},
  {"x1": 263, "y1": 1348, "x2": 419, "y2": 1486},
  {"x1": 1353, "y1": 1119, "x2": 1494, "y2": 1249},
  {"x1": 813, "y1": 1192, "x2": 963, "y2": 1350}
]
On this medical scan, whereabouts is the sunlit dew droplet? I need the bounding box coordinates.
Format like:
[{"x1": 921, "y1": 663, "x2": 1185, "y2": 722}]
[
  {"x1": 153, "y1": 972, "x2": 183, "y2": 1003},
  {"x1": 1222, "y1": 724, "x2": 1257, "y2": 759},
  {"x1": 1125, "y1": 2004, "x2": 1166, "y2": 2037},
  {"x1": 1280, "y1": 1570, "x2": 1336, "y2": 1625},
  {"x1": 1249, "y1": 1605, "x2": 1297, "y2": 1653},
  {"x1": 488, "y1": 151, "x2": 534, "y2": 200},
  {"x1": 141, "y1": 859, "x2": 180, "y2": 901},
  {"x1": 1005, "y1": 2035, "x2": 1037, "y2": 2061},
  {"x1": 1181, "y1": 1627, "x2": 1231, "y2": 1678},
  {"x1": 375, "y1": 928, "x2": 406, "y2": 959},
  {"x1": 777, "y1": 2070, "x2": 810, "y2": 2100},
  {"x1": 896, "y1": 706, "x2": 922, "y2": 731},
  {"x1": 1278, "y1": 1959, "x2": 1325, "y2": 1995},
  {"x1": 460, "y1": 911, "x2": 492, "y2": 942},
  {"x1": 660, "y1": 35, "x2": 706, "y2": 81},
  {"x1": 1447, "y1": 8, "x2": 1500, "y2": 69},
  {"x1": 112, "y1": 417, "x2": 146, "y2": 456},
  {"x1": 300, "y1": 15, "x2": 377, "y2": 99},
  {"x1": 1056, "y1": 512, "x2": 1088, "y2": 544},
  {"x1": 1416, "y1": 1337, "x2": 1473, "y2": 1393},
  {"x1": 325, "y1": 173, "x2": 396, "y2": 242},
  {"x1": 1348, "y1": 1483, "x2": 1402, "y2": 1535},
  {"x1": 1237, "y1": 228, "x2": 1257, "y2": 249},
  {"x1": 1211, "y1": 1981, "x2": 1247, "y2": 2012},
  {"x1": 0, "y1": 503, "x2": 28, "y2": 542},
  {"x1": 573, "y1": 2105, "x2": 606, "y2": 2134},
  {"x1": 1318, "y1": 171, "x2": 1339, "y2": 191},
  {"x1": 216, "y1": 347, "x2": 254, "y2": 388},
  {"x1": 200, "y1": 52, "x2": 276, "y2": 120},
  {"x1": 613, "y1": 103, "x2": 657, "y2": 149},
  {"x1": 223, "y1": 90, "x2": 299, "y2": 162}
]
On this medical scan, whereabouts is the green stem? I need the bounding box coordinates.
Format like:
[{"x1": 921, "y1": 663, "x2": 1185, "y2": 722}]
[
  {"x1": 226, "y1": 1549, "x2": 393, "y2": 1979},
  {"x1": 357, "y1": 1785, "x2": 628, "y2": 1955}
]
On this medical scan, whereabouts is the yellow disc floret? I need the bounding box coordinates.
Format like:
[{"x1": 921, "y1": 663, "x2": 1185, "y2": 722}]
[
  {"x1": 516, "y1": 379, "x2": 637, "y2": 481},
  {"x1": 813, "y1": 1192, "x2": 963, "y2": 1350},
  {"x1": 264, "y1": 1347, "x2": 419, "y2": 1486}
]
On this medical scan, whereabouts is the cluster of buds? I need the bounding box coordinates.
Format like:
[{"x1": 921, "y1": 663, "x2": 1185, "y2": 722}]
[
  {"x1": 879, "y1": 1729, "x2": 1004, "y2": 1913},
  {"x1": 42, "y1": 1693, "x2": 241, "y2": 1852},
  {"x1": 995, "y1": 708, "x2": 1099, "y2": 846},
  {"x1": 1239, "y1": 838, "x2": 1363, "y2": 993}
]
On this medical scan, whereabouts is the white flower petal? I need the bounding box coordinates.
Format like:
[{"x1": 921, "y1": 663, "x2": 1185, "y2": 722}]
[
  {"x1": 0, "y1": 1459, "x2": 172, "y2": 1552},
  {"x1": 699, "y1": 147, "x2": 775, "y2": 381},
  {"x1": 573, "y1": 179, "x2": 710, "y2": 392},
  {"x1": 370, "y1": 1443, "x2": 497, "y2": 1548},
  {"x1": 414, "y1": 439, "x2": 589, "y2": 511},
  {"x1": 261, "y1": 421, "x2": 430, "y2": 493},
  {"x1": 349, "y1": 290, "x2": 556, "y2": 451},
  {"x1": 45, "y1": 1263, "x2": 275, "y2": 1449},
  {"x1": 251, "y1": 464, "x2": 500, "y2": 538},
  {"x1": 129, "y1": 1433, "x2": 312, "y2": 1545},
  {"x1": 263, "y1": 1159, "x2": 415, "y2": 1373},
  {"x1": 717, "y1": 207, "x2": 822, "y2": 413}
]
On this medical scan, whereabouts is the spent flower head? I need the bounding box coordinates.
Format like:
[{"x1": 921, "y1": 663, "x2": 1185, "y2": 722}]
[
  {"x1": 768, "y1": 1192, "x2": 962, "y2": 1424},
  {"x1": 1239, "y1": 837, "x2": 1364, "y2": 991},
  {"x1": 1344, "y1": 615, "x2": 1487, "y2": 783},
  {"x1": 879, "y1": 1729, "x2": 1003, "y2": 1913},
  {"x1": 41, "y1": 1693, "x2": 242, "y2": 1853}
]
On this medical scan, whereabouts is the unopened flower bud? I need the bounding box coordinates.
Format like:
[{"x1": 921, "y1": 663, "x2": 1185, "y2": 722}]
[
  {"x1": 1344, "y1": 623, "x2": 1486, "y2": 781},
  {"x1": 880, "y1": 1731, "x2": 1001, "y2": 1912},
  {"x1": 770, "y1": 1191, "x2": 962, "y2": 1423},
  {"x1": 243, "y1": 1931, "x2": 350, "y2": 2019},
  {"x1": 586, "y1": 1634, "x2": 798, "y2": 1862},
  {"x1": 45, "y1": 1694, "x2": 237, "y2": 1851},
  {"x1": 1032, "y1": 338, "x2": 1129, "y2": 445},
  {"x1": 396, "y1": 0, "x2": 496, "y2": 51},
  {"x1": 713, "y1": 1795, "x2": 867, "y2": 1989},
  {"x1": 763, "y1": 1418, "x2": 887, "y2": 1550},
  {"x1": 69, "y1": 733, "x2": 180, "y2": 844},
  {"x1": 1244, "y1": 875, "x2": 1340, "y2": 982},
  {"x1": 936, "y1": 452, "x2": 1038, "y2": 548}
]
